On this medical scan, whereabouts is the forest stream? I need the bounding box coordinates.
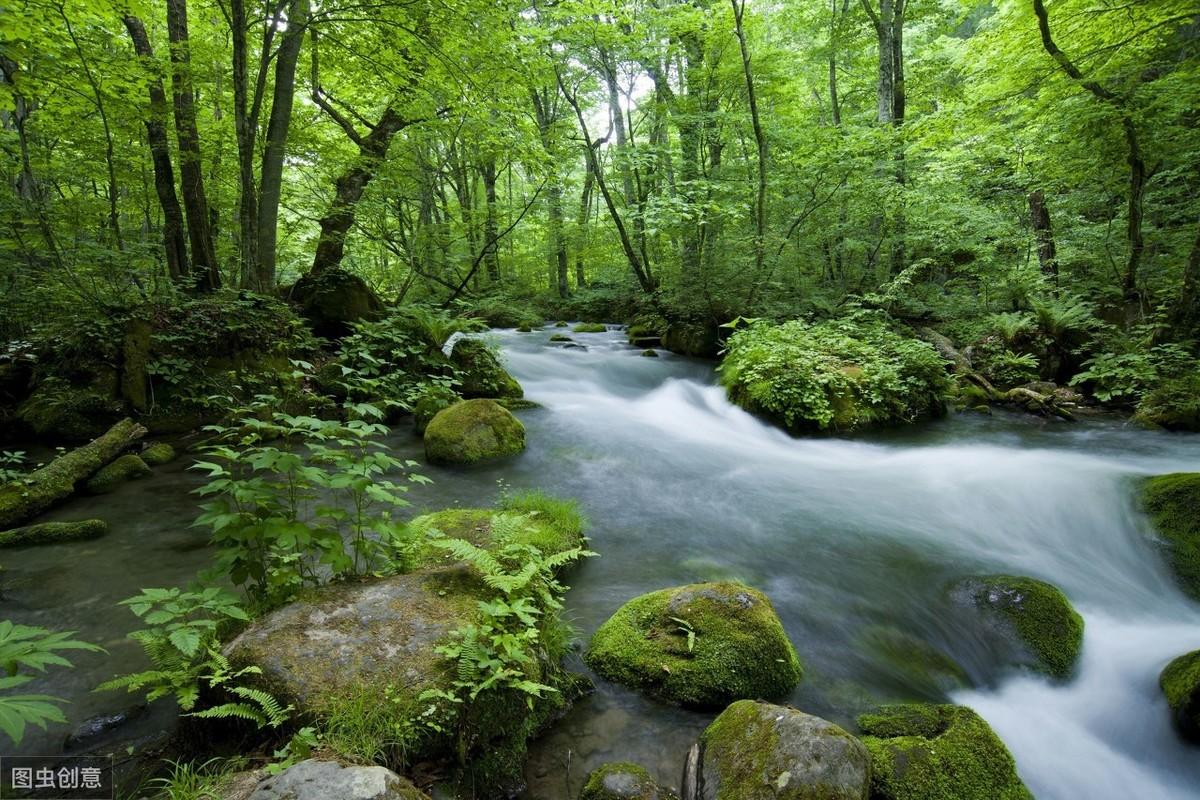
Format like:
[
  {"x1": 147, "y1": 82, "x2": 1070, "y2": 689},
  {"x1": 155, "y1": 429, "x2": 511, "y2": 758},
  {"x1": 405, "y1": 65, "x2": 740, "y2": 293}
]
[{"x1": 4, "y1": 325, "x2": 1200, "y2": 800}]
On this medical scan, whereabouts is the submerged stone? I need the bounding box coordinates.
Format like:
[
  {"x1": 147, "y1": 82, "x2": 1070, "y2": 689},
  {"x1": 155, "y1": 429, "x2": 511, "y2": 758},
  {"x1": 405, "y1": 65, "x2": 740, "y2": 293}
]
[
  {"x1": 550, "y1": 334, "x2": 574, "y2": 343},
  {"x1": 580, "y1": 762, "x2": 678, "y2": 800},
  {"x1": 1160, "y1": 649, "x2": 1200, "y2": 742},
  {"x1": 1140, "y1": 472, "x2": 1200, "y2": 600},
  {"x1": 858, "y1": 704, "x2": 1032, "y2": 800},
  {"x1": 954, "y1": 574, "x2": 1083, "y2": 680},
  {"x1": 85, "y1": 454, "x2": 152, "y2": 494},
  {"x1": 423, "y1": 399, "x2": 525, "y2": 464},
  {"x1": 856, "y1": 626, "x2": 969, "y2": 694},
  {"x1": 0, "y1": 519, "x2": 107, "y2": 548},
  {"x1": 691, "y1": 700, "x2": 870, "y2": 800},
  {"x1": 641, "y1": 349, "x2": 659, "y2": 358},
  {"x1": 585, "y1": 582, "x2": 802, "y2": 708},
  {"x1": 140, "y1": 442, "x2": 176, "y2": 466}
]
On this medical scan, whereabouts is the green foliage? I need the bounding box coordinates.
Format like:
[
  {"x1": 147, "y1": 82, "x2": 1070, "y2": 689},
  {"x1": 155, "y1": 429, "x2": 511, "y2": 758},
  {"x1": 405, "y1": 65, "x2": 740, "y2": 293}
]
[
  {"x1": 337, "y1": 310, "x2": 460, "y2": 410},
  {"x1": 720, "y1": 314, "x2": 949, "y2": 432},
  {"x1": 96, "y1": 586, "x2": 290, "y2": 727},
  {"x1": 150, "y1": 758, "x2": 242, "y2": 800},
  {"x1": 0, "y1": 621, "x2": 101, "y2": 745},
  {"x1": 0, "y1": 452, "x2": 27, "y2": 484},
  {"x1": 1071, "y1": 342, "x2": 1196, "y2": 404},
  {"x1": 194, "y1": 398, "x2": 428, "y2": 609}
]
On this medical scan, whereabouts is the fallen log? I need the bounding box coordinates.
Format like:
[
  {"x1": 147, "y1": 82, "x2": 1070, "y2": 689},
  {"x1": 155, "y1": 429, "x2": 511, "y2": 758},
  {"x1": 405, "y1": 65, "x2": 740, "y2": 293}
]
[{"x1": 0, "y1": 418, "x2": 146, "y2": 529}]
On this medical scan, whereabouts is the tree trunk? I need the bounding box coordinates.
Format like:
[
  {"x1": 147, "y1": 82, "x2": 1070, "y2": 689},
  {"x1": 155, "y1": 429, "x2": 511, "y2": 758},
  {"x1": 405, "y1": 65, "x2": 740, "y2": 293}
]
[
  {"x1": 166, "y1": 0, "x2": 219, "y2": 291},
  {"x1": 1028, "y1": 189, "x2": 1058, "y2": 284},
  {"x1": 678, "y1": 31, "x2": 705, "y2": 282},
  {"x1": 575, "y1": 158, "x2": 594, "y2": 289},
  {"x1": 732, "y1": 0, "x2": 767, "y2": 281},
  {"x1": 480, "y1": 157, "x2": 500, "y2": 282},
  {"x1": 0, "y1": 419, "x2": 146, "y2": 529},
  {"x1": 255, "y1": 0, "x2": 309, "y2": 291},
  {"x1": 309, "y1": 106, "x2": 410, "y2": 275},
  {"x1": 123, "y1": 16, "x2": 189, "y2": 282},
  {"x1": 1167, "y1": 220, "x2": 1200, "y2": 336}
]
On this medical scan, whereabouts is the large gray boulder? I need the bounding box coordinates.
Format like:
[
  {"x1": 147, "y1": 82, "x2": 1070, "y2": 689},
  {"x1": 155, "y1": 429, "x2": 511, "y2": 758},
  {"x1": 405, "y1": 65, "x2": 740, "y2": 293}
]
[
  {"x1": 687, "y1": 700, "x2": 869, "y2": 800},
  {"x1": 239, "y1": 760, "x2": 425, "y2": 800}
]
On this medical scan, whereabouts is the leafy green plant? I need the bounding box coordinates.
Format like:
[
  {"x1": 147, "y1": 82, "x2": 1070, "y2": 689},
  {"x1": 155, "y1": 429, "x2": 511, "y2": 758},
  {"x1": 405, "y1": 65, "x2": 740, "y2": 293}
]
[
  {"x1": 267, "y1": 726, "x2": 321, "y2": 775},
  {"x1": 0, "y1": 621, "x2": 101, "y2": 745},
  {"x1": 193, "y1": 399, "x2": 427, "y2": 609},
  {"x1": 988, "y1": 312, "x2": 1035, "y2": 345},
  {"x1": 0, "y1": 451, "x2": 27, "y2": 484},
  {"x1": 98, "y1": 586, "x2": 289, "y2": 728},
  {"x1": 150, "y1": 757, "x2": 243, "y2": 800},
  {"x1": 670, "y1": 616, "x2": 697, "y2": 653},
  {"x1": 989, "y1": 350, "x2": 1040, "y2": 386}
]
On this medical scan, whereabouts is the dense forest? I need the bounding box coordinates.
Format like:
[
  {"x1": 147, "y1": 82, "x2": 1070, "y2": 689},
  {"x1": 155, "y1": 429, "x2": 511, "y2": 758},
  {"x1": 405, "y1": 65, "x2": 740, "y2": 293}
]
[{"x1": 1, "y1": 0, "x2": 1199, "y2": 799}]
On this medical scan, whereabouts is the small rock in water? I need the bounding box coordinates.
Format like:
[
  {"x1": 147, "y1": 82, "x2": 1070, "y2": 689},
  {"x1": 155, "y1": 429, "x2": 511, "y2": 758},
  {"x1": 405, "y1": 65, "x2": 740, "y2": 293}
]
[
  {"x1": 242, "y1": 759, "x2": 424, "y2": 800},
  {"x1": 641, "y1": 349, "x2": 659, "y2": 358},
  {"x1": 63, "y1": 704, "x2": 147, "y2": 751}
]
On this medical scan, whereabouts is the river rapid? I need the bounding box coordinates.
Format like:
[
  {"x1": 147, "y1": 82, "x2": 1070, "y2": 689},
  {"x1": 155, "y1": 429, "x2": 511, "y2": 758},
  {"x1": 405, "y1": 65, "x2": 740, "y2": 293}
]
[{"x1": 4, "y1": 324, "x2": 1199, "y2": 799}]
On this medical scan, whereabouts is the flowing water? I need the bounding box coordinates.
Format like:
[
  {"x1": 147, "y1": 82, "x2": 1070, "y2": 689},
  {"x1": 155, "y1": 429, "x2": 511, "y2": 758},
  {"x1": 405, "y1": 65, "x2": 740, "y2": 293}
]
[{"x1": 4, "y1": 325, "x2": 1199, "y2": 799}]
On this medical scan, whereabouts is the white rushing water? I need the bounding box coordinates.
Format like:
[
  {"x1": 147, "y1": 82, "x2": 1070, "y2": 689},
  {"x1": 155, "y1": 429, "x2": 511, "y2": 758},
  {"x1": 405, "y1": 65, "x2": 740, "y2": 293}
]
[{"x1": 495, "y1": 326, "x2": 1200, "y2": 800}]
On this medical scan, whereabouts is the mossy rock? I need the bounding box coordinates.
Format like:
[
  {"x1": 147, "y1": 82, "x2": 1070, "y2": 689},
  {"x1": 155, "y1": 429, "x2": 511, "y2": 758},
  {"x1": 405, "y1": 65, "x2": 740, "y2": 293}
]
[
  {"x1": 140, "y1": 442, "x2": 176, "y2": 466},
  {"x1": 694, "y1": 699, "x2": 870, "y2": 800},
  {"x1": 550, "y1": 334, "x2": 574, "y2": 343},
  {"x1": 423, "y1": 399, "x2": 525, "y2": 465},
  {"x1": 1160, "y1": 649, "x2": 1200, "y2": 742},
  {"x1": 16, "y1": 381, "x2": 124, "y2": 442},
  {"x1": 857, "y1": 626, "x2": 969, "y2": 695},
  {"x1": 226, "y1": 566, "x2": 575, "y2": 796},
  {"x1": 0, "y1": 519, "x2": 107, "y2": 548},
  {"x1": 497, "y1": 397, "x2": 541, "y2": 411},
  {"x1": 1140, "y1": 473, "x2": 1200, "y2": 600},
  {"x1": 573, "y1": 323, "x2": 608, "y2": 334},
  {"x1": 626, "y1": 316, "x2": 666, "y2": 347},
  {"x1": 412, "y1": 387, "x2": 461, "y2": 435},
  {"x1": 858, "y1": 704, "x2": 1031, "y2": 800},
  {"x1": 291, "y1": 268, "x2": 384, "y2": 339},
  {"x1": 585, "y1": 582, "x2": 803, "y2": 708},
  {"x1": 641, "y1": 350, "x2": 659, "y2": 358},
  {"x1": 580, "y1": 762, "x2": 678, "y2": 800},
  {"x1": 954, "y1": 574, "x2": 1083, "y2": 680},
  {"x1": 448, "y1": 338, "x2": 523, "y2": 400},
  {"x1": 517, "y1": 325, "x2": 534, "y2": 333},
  {"x1": 85, "y1": 454, "x2": 152, "y2": 495},
  {"x1": 1134, "y1": 374, "x2": 1200, "y2": 432},
  {"x1": 410, "y1": 494, "x2": 586, "y2": 566},
  {"x1": 312, "y1": 360, "x2": 349, "y2": 401},
  {"x1": 555, "y1": 321, "x2": 569, "y2": 327},
  {"x1": 662, "y1": 322, "x2": 719, "y2": 358}
]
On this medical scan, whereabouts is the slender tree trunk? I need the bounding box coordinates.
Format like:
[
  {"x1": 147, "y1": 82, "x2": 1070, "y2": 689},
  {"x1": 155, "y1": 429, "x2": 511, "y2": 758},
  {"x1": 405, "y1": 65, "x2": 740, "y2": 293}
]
[
  {"x1": 575, "y1": 158, "x2": 594, "y2": 288},
  {"x1": 255, "y1": 0, "x2": 308, "y2": 291},
  {"x1": 480, "y1": 157, "x2": 500, "y2": 282},
  {"x1": 678, "y1": 31, "x2": 705, "y2": 282},
  {"x1": 1028, "y1": 189, "x2": 1059, "y2": 284},
  {"x1": 230, "y1": 0, "x2": 256, "y2": 285},
  {"x1": 547, "y1": 179, "x2": 569, "y2": 298},
  {"x1": 166, "y1": 0, "x2": 219, "y2": 291},
  {"x1": 123, "y1": 16, "x2": 189, "y2": 282},
  {"x1": 1168, "y1": 220, "x2": 1200, "y2": 335},
  {"x1": 732, "y1": 0, "x2": 767, "y2": 282}
]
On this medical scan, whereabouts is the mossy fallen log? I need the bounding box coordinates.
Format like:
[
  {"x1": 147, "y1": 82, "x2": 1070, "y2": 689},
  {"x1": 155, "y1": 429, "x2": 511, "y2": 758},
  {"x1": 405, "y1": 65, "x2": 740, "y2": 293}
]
[
  {"x1": 0, "y1": 418, "x2": 146, "y2": 529},
  {"x1": 0, "y1": 519, "x2": 107, "y2": 548}
]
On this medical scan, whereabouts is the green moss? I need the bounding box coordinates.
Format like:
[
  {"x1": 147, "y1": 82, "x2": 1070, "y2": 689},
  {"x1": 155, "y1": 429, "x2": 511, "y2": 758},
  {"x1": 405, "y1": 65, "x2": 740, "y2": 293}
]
[
  {"x1": 1160, "y1": 649, "x2": 1200, "y2": 741},
  {"x1": 412, "y1": 386, "x2": 461, "y2": 435},
  {"x1": 410, "y1": 493, "x2": 585, "y2": 566},
  {"x1": 496, "y1": 397, "x2": 541, "y2": 411},
  {"x1": 85, "y1": 454, "x2": 152, "y2": 494},
  {"x1": 1135, "y1": 374, "x2": 1200, "y2": 432},
  {"x1": 140, "y1": 442, "x2": 177, "y2": 466},
  {"x1": 0, "y1": 519, "x2": 107, "y2": 547},
  {"x1": 1141, "y1": 473, "x2": 1200, "y2": 600},
  {"x1": 641, "y1": 350, "x2": 659, "y2": 358},
  {"x1": 549, "y1": 334, "x2": 573, "y2": 343},
  {"x1": 517, "y1": 325, "x2": 533, "y2": 333},
  {"x1": 961, "y1": 574, "x2": 1084, "y2": 680},
  {"x1": 449, "y1": 338, "x2": 523, "y2": 399},
  {"x1": 858, "y1": 704, "x2": 1033, "y2": 800},
  {"x1": 16, "y1": 379, "x2": 124, "y2": 442},
  {"x1": 585, "y1": 582, "x2": 803, "y2": 708},
  {"x1": 699, "y1": 700, "x2": 779, "y2": 795},
  {"x1": 719, "y1": 318, "x2": 949, "y2": 433},
  {"x1": 662, "y1": 322, "x2": 718, "y2": 358},
  {"x1": 555, "y1": 321, "x2": 569, "y2": 327},
  {"x1": 573, "y1": 323, "x2": 608, "y2": 333},
  {"x1": 857, "y1": 626, "x2": 969, "y2": 693},
  {"x1": 581, "y1": 762, "x2": 677, "y2": 800},
  {"x1": 423, "y1": 399, "x2": 525, "y2": 465}
]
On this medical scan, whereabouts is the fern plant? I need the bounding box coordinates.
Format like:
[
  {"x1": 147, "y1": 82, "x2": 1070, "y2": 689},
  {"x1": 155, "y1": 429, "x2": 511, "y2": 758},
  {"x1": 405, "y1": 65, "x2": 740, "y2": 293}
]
[
  {"x1": 99, "y1": 586, "x2": 289, "y2": 730},
  {"x1": 0, "y1": 621, "x2": 101, "y2": 744}
]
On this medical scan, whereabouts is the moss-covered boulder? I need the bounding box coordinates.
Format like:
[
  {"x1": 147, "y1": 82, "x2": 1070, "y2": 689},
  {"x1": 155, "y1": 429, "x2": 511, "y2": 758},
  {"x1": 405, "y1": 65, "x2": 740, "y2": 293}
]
[
  {"x1": 412, "y1": 387, "x2": 461, "y2": 435},
  {"x1": 1160, "y1": 649, "x2": 1200, "y2": 742},
  {"x1": 573, "y1": 323, "x2": 608, "y2": 334},
  {"x1": 1141, "y1": 473, "x2": 1200, "y2": 600},
  {"x1": 585, "y1": 582, "x2": 802, "y2": 708},
  {"x1": 0, "y1": 519, "x2": 107, "y2": 548},
  {"x1": 856, "y1": 626, "x2": 968, "y2": 695},
  {"x1": 689, "y1": 700, "x2": 869, "y2": 800},
  {"x1": 410, "y1": 492, "x2": 586, "y2": 566},
  {"x1": 954, "y1": 574, "x2": 1083, "y2": 679},
  {"x1": 1134, "y1": 374, "x2": 1200, "y2": 432},
  {"x1": 719, "y1": 319, "x2": 949, "y2": 433},
  {"x1": 140, "y1": 442, "x2": 176, "y2": 466},
  {"x1": 226, "y1": 565, "x2": 575, "y2": 796},
  {"x1": 662, "y1": 321, "x2": 719, "y2": 358},
  {"x1": 641, "y1": 350, "x2": 659, "y2": 358},
  {"x1": 16, "y1": 380, "x2": 125, "y2": 442},
  {"x1": 550, "y1": 334, "x2": 574, "y2": 343},
  {"x1": 858, "y1": 704, "x2": 1032, "y2": 800},
  {"x1": 292, "y1": 269, "x2": 384, "y2": 339},
  {"x1": 580, "y1": 763, "x2": 678, "y2": 800},
  {"x1": 448, "y1": 338, "x2": 523, "y2": 400},
  {"x1": 423, "y1": 399, "x2": 525, "y2": 465},
  {"x1": 85, "y1": 454, "x2": 152, "y2": 495}
]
